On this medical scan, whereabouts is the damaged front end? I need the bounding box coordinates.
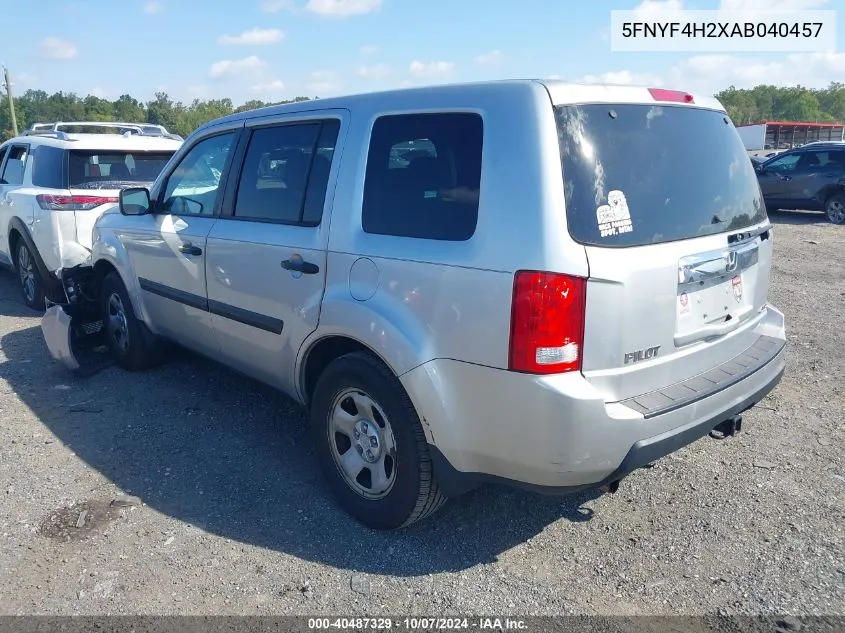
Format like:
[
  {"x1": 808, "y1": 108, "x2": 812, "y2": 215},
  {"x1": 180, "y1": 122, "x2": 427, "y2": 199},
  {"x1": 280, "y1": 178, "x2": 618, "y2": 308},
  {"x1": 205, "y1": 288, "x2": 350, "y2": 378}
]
[{"x1": 41, "y1": 263, "x2": 107, "y2": 372}]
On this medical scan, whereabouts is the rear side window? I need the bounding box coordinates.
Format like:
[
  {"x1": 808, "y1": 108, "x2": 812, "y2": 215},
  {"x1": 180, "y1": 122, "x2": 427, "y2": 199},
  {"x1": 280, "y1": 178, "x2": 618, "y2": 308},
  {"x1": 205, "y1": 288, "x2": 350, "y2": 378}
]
[
  {"x1": 68, "y1": 151, "x2": 174, "y2": 188},
  {"x1": 556, "y1": 104, "x2": 766, "y2": 247},
  {"x1": 1, "y1": 145, "x2": 29, "y2": 186},
  {"x1": 32, "y1": 145, "x2": 66, "y2": 189},
  {"x1": 362, "y1": 113, "x2": 483, "y2": 241},
  {"x1": 796, "y1": 150, "x2": 845, "y2": 169},
  {"x1": 233, "y1": 119, "x2": 340, "y2": 225}
]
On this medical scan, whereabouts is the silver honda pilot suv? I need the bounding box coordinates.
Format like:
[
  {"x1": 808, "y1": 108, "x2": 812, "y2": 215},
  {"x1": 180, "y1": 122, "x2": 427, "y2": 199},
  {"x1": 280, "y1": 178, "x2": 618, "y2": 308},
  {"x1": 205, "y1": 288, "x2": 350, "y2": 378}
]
[{"x1": 42, "y1": 80, "x2": 787, "y2": 530}]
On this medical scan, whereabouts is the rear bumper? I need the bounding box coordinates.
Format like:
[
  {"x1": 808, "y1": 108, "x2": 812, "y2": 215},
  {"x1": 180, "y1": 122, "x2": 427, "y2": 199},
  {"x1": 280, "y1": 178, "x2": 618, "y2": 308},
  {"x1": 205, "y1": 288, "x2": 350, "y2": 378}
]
[{"x1": 401, "y1": 305, "x2": 786, "y2": 497}]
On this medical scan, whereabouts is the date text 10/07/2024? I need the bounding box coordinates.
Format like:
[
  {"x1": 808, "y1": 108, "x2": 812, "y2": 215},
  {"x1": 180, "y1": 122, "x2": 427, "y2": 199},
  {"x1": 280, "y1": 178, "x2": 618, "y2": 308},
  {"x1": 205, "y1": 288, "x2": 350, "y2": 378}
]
[{"x1": 308, "y1": 618, "x2": 528, "y2": 631}]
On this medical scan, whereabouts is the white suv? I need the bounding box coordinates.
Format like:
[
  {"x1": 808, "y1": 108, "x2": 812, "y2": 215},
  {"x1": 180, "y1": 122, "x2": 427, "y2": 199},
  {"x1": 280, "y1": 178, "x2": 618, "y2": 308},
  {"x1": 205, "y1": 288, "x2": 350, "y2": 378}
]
[{"x1": 0, "y1": 122, "x2": 182, "y2": 309}]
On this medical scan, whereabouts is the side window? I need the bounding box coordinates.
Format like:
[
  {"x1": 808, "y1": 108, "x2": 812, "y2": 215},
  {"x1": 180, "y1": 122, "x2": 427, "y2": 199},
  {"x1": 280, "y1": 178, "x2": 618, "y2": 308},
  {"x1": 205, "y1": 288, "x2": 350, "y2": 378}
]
[
  {"x1": 161, "y1": 132, "x2": 235, "y2": 216},
  {"x1": 233, "y1": 119, "x2": 339, "y2": 225},
  {"x1": 303, "y1": 120, "x2": 340, "y2": 225},
  {"x1": 829, "y1": 150, "x2": 845, "y2": 168},
  {"x1": 765, "y1": 153, "x2": 800, "y2": 173},
  {"x1": 362, "y1": 112, "x2": 483, "y2": 241},
  {"x1": 0, "y1": 145, "x2": 8, "y2": 172},
  {"x1": 0, "y1": 145, "x2": 29, "y2": 186},
  {"x1": 797, "y1": 151, "x2": 828, "y2": 170},
  {"x1": 32, "y1": 145, "x2": 66, "y2": 189}
]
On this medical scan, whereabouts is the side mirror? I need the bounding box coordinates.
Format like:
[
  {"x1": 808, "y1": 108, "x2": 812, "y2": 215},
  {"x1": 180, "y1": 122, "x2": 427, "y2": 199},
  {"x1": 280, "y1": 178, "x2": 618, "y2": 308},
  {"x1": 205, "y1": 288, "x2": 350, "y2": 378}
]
[{"x1": 119, "y1": 187, "x2": 151, "y2": 216}]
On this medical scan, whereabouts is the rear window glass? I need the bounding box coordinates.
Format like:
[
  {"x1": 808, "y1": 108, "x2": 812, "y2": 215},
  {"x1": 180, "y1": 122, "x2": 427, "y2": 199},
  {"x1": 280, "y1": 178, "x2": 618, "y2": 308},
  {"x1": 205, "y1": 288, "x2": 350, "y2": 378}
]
[
  {"x1": 68, "y1": 151, "x2": 174, "y2": 189},
  {"x1": 556, "y1": 104, "x2": 766, "y2": 247}
]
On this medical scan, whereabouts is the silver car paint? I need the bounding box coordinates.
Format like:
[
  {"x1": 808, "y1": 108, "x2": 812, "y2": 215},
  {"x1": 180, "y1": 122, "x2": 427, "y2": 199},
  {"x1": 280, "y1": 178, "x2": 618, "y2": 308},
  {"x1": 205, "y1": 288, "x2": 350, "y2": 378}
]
[
  {"x1": 401, "y1": 306, "x2": 785, "y2": 487},
  {"x1": 84, "y1": 79, "x2": 786, "y2": 488}
]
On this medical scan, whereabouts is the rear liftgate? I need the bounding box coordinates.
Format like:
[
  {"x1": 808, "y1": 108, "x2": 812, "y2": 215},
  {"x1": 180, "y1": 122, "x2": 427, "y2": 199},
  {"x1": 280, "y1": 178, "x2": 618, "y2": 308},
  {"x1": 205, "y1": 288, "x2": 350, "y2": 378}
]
[{"x1": 41, "y1": 265, "x2": 111, "y2": 374}]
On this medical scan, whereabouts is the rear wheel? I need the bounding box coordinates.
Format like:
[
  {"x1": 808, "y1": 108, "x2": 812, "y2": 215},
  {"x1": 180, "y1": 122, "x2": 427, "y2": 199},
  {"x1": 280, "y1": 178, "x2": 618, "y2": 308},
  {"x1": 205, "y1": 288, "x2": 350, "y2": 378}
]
[
  {"x1": 825, "y1": 192, "x2": 845, "y2": 225},
  {"x1": 100, "y1": 271, "x2": 161, "y2": 371},
  {"x1": 15, "y1": 240, "x2": 46, "y2": 311},
  {"x1": 310, "y1": 352, "x2": 446, "y2": 530}
]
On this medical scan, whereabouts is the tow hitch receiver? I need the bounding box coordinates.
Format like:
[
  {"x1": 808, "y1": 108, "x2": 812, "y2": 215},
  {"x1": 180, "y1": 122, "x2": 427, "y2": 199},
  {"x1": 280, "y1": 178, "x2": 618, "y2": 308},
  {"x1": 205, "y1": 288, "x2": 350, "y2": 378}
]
[{"x1": 709, "y1": 415, "x2": 742, "y2": 440}]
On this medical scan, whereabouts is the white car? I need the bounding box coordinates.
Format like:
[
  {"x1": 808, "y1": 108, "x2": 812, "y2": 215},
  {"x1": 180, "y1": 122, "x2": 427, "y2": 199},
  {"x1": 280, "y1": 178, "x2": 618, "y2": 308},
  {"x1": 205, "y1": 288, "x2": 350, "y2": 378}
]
[{"x1": 0, "y1": 122, "x2": 182, "y2": 309}]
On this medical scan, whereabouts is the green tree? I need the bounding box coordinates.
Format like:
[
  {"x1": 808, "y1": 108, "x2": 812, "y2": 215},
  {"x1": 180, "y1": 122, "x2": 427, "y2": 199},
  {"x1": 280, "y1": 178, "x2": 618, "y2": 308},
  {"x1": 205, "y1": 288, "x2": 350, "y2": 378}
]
[
  {"x1": 113, "y1": 94, "x2": 146, "y2": 122},
  {"x1": 83, "y1": 95, "x2": 114, "y2": 121}
]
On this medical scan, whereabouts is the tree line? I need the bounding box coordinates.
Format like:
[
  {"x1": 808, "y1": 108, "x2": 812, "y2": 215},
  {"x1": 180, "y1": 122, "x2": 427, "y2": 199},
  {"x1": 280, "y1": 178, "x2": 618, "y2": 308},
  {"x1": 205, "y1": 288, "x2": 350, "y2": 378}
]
[
  {"x1": 0, "y1": 90, "x2": 312, "y2": 141},
  {"x1": 1, "y1": 82, "x2": 844, "y2": 142},
  {"x1": 715, "y1": 83, "x2": 844, "y2": 125}
]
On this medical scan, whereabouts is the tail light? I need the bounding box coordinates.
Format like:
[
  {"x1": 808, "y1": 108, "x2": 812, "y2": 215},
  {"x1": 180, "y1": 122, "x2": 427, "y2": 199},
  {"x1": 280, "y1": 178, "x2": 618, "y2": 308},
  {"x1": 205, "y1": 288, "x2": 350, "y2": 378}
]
[
  {"x1": 36, "y1": 195, "x2": 118, "y2": 211},
  {"x1": 509, "y1": 271, "x2": 587, "y2": 374}
]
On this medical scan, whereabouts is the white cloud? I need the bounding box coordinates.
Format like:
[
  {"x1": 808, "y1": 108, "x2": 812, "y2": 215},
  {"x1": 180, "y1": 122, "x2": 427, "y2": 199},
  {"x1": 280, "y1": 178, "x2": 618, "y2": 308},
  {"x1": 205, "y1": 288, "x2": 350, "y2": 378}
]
[
  {"x1": 305, "y1": 70, "x2": 341, "y2": 95},
  {"x1": 668, "y1": 52, "x2": 845, "y2": 95},
  {"x1": 719, "y1": 0, "x2": 829, "y2": 9},
  {"x1": 632, "y1": 0, "x2": 685, "y2": 20},
  {"x1": 208, "y1": 56, "x2": 266, "y2": 80},
  {"x1": 217, "y1": 28, "x2": 284, "y2": 46},
  {"x1": 13, "y1": 73, "x2": 37, "y2": 89},
  {"x1": 356, "y1": 63, "x2": 392, "y2": 80},
  {"x1": 185, "y1": 85, "x2": 210, "y2": 100},
  {"x1": 631, "y1": 0, "x2": 831, "y2": 18},
  {"x1": 40, "y1": 37, "x2": 78, "y2": 60},
  {"x1": 305, "y1": 0, "x2": 382, "y2": 16},
  {"x1": 90, "y1": 87, "x2": 106, "y2": 98},
  {"x1": 580, "y1": 51, "x2": 845, "y2": 100},
  {"x1": 409, "y1": 60, "x2": 455, "y2": 78},
  {"x1": 252, "y1": 79, "x2": 286, "y2": 94},
  {"x1": 143, "y1": 1, "x2": 163, "y2": 14},
  {"x1": 360, "y1": 44, "x2": 380, "y2": 55},
  {"x1": 473, "y1": 50, "x2": 503, "y2": 66},
  {"x1": 578, "y1": 70, "x2": 664, "y2": 86},
  {"x1": 261, "y1": 0, "x2": 292, "y2": 11}
]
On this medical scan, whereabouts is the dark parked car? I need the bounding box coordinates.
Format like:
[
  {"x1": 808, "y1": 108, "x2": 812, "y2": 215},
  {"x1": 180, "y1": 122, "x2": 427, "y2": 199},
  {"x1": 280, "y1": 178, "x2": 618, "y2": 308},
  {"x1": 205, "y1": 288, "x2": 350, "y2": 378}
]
[{"x1": 754, "y1": 142, "x2": 845, "y2": 224}]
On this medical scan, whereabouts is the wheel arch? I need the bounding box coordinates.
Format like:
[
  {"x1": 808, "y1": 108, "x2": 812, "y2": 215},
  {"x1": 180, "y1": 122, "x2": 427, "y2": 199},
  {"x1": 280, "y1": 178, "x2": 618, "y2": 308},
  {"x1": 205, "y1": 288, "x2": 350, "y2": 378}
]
[
  {"x1": 6, "y1": 217, "x2": 63, "y2": 301},
  {"x1": 299, "y1": 334, "x2": 396, "y2": 405},
  {"x1": 89, "y1": 255, "x2": 153, "y2": 327}
]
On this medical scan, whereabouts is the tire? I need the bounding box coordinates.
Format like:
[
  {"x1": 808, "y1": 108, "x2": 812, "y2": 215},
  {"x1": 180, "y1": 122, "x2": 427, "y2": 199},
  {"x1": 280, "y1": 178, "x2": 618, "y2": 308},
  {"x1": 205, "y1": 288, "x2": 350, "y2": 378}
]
[
  {"x1": 100, "y1": 271, "x2": 161, "y2": 371},
  {"x1": 824, "y1": 192, "x2": 845, "y2": 225},
  {"x1": 15, "y1": 239, "x2": 46, "y2": 311},
  {"x1": 310, "y1": 351, "x2": 446, "y2": 530}
]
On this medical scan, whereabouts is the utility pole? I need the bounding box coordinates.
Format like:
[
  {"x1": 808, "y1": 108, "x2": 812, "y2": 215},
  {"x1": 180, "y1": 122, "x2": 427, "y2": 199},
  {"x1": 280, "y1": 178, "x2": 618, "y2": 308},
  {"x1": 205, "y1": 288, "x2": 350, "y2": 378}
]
[{"x1": 2, "y1": 65, "x2": 18, "y2": 137}]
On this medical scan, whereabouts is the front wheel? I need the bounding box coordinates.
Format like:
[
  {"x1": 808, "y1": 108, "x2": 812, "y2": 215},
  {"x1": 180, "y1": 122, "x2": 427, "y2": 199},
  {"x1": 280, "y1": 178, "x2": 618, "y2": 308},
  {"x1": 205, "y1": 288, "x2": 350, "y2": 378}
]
[
  {"x1": 16, "y1": 240, "x2": 46, "y2": 311},
  {"x1": 100, "y1": 272, "x2": 161, "y2": 371},
  {"x1": 310, "y1": 352, "x2": 446, "y2": 530},
  {"x1": 825, "y1": 192, "x2": 845, "y2": 225}
]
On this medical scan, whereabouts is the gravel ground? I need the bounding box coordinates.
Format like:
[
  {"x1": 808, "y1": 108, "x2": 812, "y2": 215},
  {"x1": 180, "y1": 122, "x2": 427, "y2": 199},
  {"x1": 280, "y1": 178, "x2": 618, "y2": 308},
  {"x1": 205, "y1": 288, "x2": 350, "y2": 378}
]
[{"x1": 0, "y1": 211, "x2": 842, "y2": 617}]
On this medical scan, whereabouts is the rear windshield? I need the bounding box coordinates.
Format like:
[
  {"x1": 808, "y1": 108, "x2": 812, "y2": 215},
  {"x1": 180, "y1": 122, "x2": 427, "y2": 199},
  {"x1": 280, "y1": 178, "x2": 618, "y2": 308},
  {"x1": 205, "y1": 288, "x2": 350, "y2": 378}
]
[
  {"x1": 68, "y1": 150, "x2": 174, "y2": 189},
  {"x1": 555, "y1": 104, "x2": 766, "y2": 247}
]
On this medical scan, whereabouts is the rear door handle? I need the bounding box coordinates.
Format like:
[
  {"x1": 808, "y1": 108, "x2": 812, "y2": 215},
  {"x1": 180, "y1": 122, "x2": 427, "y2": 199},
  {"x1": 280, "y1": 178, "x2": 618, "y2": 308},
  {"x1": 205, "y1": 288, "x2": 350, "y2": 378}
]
[
  {"x1": 281, "y1": 258, "x2": 319, "y2": 275},
  {"x1": 178, "y1": 242, "x2": 203, "y2": 256}
]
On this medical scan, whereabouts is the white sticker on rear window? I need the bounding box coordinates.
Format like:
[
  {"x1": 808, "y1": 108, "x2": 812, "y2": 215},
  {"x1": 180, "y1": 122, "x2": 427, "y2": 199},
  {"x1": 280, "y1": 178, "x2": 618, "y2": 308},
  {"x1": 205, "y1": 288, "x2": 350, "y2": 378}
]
[
  {"x1": 678, "y1": 291, "x2": 691, "y2": 316},
  {"x1": 597, "y1": 190, "x2": 634, "y2": 237}
]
